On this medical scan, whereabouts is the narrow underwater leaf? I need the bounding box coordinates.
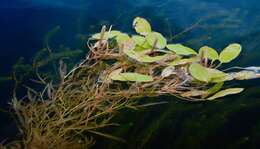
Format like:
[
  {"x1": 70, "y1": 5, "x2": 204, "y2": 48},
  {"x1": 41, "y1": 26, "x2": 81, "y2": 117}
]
[
  {"x1": 219, "y1": 43, "x2": 242, "y2": 63},
  {"x1": 207, "y1": 88, "x2": 244, "y2": 100},
  {"x1": 203, "y1": 82, "x2": 224, "y2": 98},
  {"x1": 110, "y1": 72, "x2": 153, "y2": 82},
  {"x1": 155, "y1": 49, "x2": 172, "y2": 54},
  {"x1": 146, "y1": 32, "x2": 167, "y2": 49},
  {"x1": 91, "y1": 30, "x2": 121, "y2": 40},
  {"x1": 181, "y1": 90, "x2": 208, "y2": 97},
  {"x1": 88, "y1": 130, "x2": 126, "y2": 142},
  {"x1": 133, "y1": 17, "x2": 152, "y2": 36},
  {"x1": 199, "y1": 46, "x2": 219, "y2": 61},
  {"x1": 232, "y1": 70, "x2": 258, "y2": 80},
  {"x1": 167, "y1": 44, "x2": 197, "y2": 56},
  {"x1": 189, "y1": 63, "x2": 211, "y2": 82},
  {"x1": 169, "y1": 57, "x2": 200, "y2": 66},
  {"x1": 243, "y1": 66, "x2": 260, "y2": 72}
]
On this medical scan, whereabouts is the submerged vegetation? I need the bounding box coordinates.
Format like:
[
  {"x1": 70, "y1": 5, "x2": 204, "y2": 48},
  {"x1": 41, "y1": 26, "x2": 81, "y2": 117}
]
[{"x1": 2, "y1": 17, "x2": 260, "y2": 148}]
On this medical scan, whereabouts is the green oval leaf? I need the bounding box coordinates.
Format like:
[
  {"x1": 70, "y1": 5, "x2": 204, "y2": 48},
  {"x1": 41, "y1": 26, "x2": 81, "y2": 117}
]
[
  {"x1": 207, "y1": 88, "x2": 244, "y2": 100},
  {"x1": 219, "y1": 43, "x2": 242, "y2": 63},
  {"x1": 199, "y1": 46, "x2": 218, "y2": 61},
  {"x1": 146, "y1": 32, "x2": 167, "y2": 49},
  {"x1": 207, "y1": 68, "x2": 227, "y2": 79},
  {"x1": 116, "y1": 33, "x2": 130, "y2": 45},
  {"x1": 123, "y1": 47, "x2": 168, "y2": 63},
  {"x1": 167, "y1": 44, "x2": 197, "y2": 56},
  {"x1": 132, "y1": 35, "x2": 152, "y2": 50},
  {"x1": 169, "y1": 57, "x2": 200, "y2": 66},
  {"x1": 132, "y1": 35, "x2": 146, "y2": 46},
  {"x1": 111, "y1": 72, "x2": 153, "y2": 82},
  {"x1": 189, "y1": 63, "x2": 227, "y2": 82},
  {"x1": 189, "y1": 63, "x2": 211, "y2": 82},
  {"x1": 133, "y1": 17, "x2": 152, "y2": 36}
]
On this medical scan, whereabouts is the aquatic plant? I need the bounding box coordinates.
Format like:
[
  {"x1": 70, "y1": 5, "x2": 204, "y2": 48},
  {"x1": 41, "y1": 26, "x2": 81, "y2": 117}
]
[{"x1": 3, "y1": 17, "x2": 260, "y2": 148}]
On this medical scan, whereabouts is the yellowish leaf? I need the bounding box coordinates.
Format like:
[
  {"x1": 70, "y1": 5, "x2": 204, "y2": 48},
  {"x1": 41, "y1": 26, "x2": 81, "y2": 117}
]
[
  {"x1": 133, "y1": 17, "x2": 152, "y2": 36},
  {"x1": 219, "y1": 43, "x2": 242, "y2": 63},
  {"x1": 207, "y1": 88, "x2": 244, "y2": 100},
  {"x1": 167, "y1": 44, "x2": 197, "y2": 56}
]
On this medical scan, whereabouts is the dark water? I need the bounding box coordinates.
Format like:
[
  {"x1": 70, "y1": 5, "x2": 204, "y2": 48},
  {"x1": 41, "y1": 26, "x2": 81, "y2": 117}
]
[{"x1": 1, "y1": 0, "x2": 260, "y2": 148}]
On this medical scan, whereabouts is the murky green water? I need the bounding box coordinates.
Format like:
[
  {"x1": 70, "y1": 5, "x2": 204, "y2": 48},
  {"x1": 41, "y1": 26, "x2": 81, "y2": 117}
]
[{"x1": 1, "y1": 0, "x2": 260, "y2": 148}]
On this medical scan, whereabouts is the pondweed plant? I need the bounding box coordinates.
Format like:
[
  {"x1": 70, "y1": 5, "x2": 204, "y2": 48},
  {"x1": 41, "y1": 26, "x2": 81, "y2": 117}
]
[{"x1": 3, "y1": 17, "x2": 260, "y2": 148}]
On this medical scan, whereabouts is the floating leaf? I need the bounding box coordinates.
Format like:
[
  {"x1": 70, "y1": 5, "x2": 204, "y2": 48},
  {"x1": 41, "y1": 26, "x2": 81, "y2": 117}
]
[
  {"x1": 207, "y1": 68, "x2": 227, "y2": 79},
  {"x1": 133, "y1": 47, "x2": 152, "y2": 54},
  {"x1": 189, "y1": 63, "x2": 227, "y2": 82},
  {"x1": 132, "y1": 35, "x2": 151, "y2": 50},
  {"x1": 207, "y1": 88, "x2": 244, "y2": 100},
  {"x1": 110, "y1": 72, "x2": 153, "y2": 82},
  {"x1": 219, "y1": 43, "x2": 242, "y2": 63},
  {"x1": 133, "y1": 17, "x2": 152, "y2": 36},
  {"x1": 199, "y1": 46, "x2": 218, "y2": 61},
  {"x1": 123, "y1": 49, "x2": 139, "y2": 60},
  {"x1": 169, "y1": 57, "x2": 200, "y2": 66},
  {"x1": 91, "y1": 30, "x2": 121, "y2": 40},
  {"x1": 116, "y1": 33, "x2": 131, "y2": 45},
  {"x1": 132, "y1": 35, "x2": 146, "y2": 46},
  {"x1": 123, "y1": 48, "x2": 167, "y2": 63},
  {"x1": 210, "y1": 75, "x2": 234, "y2": 83},
  {"x1": 189, "y1": 63, "x2": 211, "y2": 82},
  {"x1": 142, "y1": 41, "x2": 153, "y2": 49},
  {"x1": 167, "y1": 44, "x2": 197, "y2": 56},
  {"x1": 146, "y1": 32, "x2": 167, "y2": 49}
]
